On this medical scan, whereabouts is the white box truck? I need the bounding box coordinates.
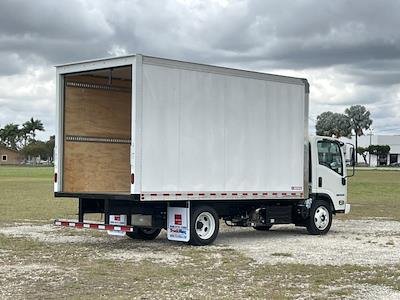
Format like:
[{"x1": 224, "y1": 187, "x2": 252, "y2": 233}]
[{"x1": 54, "y1": 54, "x2": 352, "y2": 245}]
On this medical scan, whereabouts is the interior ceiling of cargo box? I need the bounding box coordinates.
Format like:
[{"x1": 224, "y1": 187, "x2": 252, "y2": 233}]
[{"x1": 64, "y1": 66, "x2": 132, "y2": 81}]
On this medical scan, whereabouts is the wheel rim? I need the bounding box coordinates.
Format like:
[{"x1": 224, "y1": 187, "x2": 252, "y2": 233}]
[
  {"x1": 314, "y1": 206, "x2": 330, "y2": 230},
  {"x1": 195, "y1": 212, "x2": 215, "y2": 240}
]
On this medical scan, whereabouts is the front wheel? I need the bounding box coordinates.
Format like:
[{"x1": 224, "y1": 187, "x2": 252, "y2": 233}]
[
  {"x1": 306, "y1": 200, "x2": 332, "y2": 235},
  {"x1": 126, "y1": 228, "x2": 162, "y2": 240},
  {"x1": 189, "y1": 206, "x2": 219, "y2": 246}
]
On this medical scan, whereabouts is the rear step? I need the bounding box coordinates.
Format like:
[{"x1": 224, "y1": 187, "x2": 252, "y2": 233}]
[{"x1": 54, "y1": 220, "x2": 135, "y2": 232}]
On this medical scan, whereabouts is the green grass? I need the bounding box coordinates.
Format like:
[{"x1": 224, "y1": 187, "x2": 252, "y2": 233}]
[
  {"x1": 1, "y1": 166, "x2": 399, "y2": 223},
  {"x1": 0, "y1": 166, "x2": 77, "y2": 223},
  {"x1": 341, "y1": 170, "x2": 400, "y2": 221},
  {"x1": 0, "y1": 166, "x2": 400, "y2": 299}
]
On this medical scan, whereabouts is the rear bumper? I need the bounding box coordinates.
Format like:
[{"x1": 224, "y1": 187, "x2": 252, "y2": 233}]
[
  {"x1": 54, "y1": 192, "x2": 139, "y2": 201},
  {"x1": 54, "y1": 220, "x2": 135, "y2": 232}
]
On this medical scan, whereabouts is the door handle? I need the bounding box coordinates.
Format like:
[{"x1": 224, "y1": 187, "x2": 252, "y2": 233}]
[{"x1": 318, "y1": 177, "x2": 322, "y2": 187}]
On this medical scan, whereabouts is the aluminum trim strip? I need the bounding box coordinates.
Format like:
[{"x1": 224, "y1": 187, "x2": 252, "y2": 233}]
[
  {"x1": 66, "y1": 81, "x2": 131, "y2": 93},
  {"x1": 139, "y1": 191, "x2": 304, "y2": 201},
  {"x1": 65, "y1": 135, "x2": 131, "y2": 144}
]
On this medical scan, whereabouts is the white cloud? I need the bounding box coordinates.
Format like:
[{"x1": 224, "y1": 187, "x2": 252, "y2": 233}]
[{"x1": 0, "y1": 0, "x2": 399, "y2": 138}]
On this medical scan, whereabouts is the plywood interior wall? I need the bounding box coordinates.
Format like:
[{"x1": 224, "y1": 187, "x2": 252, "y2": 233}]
[
  {"x1": 64, "y1": 142, "x2": 131, "y2": 193},
  {"x1": 63, "y1": 67, "x2": 132, "y2": 194}
]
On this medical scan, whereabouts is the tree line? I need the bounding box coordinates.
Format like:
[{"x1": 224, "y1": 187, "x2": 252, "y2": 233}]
[
  {"x1": 0, "y1": 118, "x2": 54, "y2": 162},
  {"x1": 315, "y1": 105, "x2": 390, "y2": 163}
]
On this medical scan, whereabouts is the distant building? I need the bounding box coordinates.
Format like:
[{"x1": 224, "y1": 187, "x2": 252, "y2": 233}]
[
  {"x1": 0, "y1": 145, "x2": 23, "y2": 165},
  {"x1": 340, "y1": 135, "x2": 400, "y2": 167}
]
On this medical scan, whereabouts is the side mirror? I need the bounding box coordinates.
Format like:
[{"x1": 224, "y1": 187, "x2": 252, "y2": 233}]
[
  {"x1": 351, "y1": 152, "x2": 356, "y2": 167},
  {"x1": 346, "y1": 143, "x2": 355, "y2": 178}
]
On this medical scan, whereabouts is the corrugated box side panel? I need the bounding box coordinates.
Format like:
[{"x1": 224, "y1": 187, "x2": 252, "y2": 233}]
[{"x1": 140, "y1": 61, "x2": 305, "y2": 198}]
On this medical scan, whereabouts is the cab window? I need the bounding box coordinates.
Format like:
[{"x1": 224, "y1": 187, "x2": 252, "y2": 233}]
[{"x1": 317, "y1": 140, "x2": 343, "y2": 175}]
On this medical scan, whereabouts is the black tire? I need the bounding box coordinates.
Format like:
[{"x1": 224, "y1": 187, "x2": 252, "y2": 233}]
[
  {"x1": 189, "y1": 206, "x2": 219, "y2": 246},
  {"x1": 306, "y1": 200, "x2": 332, "y2": 235},
  {"x1": 253, "y1": 225, "x2": 272, "y2": 231},
  {"x1": 126, "y1": 228, "x2": 161, "y2": 240}
]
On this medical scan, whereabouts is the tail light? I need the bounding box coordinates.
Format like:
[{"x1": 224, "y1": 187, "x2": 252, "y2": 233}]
[
  {"x1": 54, "y1": 173, "x2": 58, "y2": 183},
  {"x1": 131, "y1": 173, "x2": 134, "y2": 184}
]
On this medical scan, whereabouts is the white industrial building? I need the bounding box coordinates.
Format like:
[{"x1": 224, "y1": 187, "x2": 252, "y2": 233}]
[{"x1": 340, "y1": 135, "x2": 400, "y2": 166}]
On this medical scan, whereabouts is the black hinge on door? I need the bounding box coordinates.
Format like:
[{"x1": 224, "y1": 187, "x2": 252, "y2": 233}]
[{"x1": 318, "y1": 177, "x2": 322, "y2": 187}]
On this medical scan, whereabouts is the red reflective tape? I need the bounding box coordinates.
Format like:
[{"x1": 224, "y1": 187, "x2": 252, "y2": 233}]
[
  {"x1": 54, "y1": 173, "x2": 57, "y2": 183},
  {"x1": 199, "y1": 193, "x2": 205, "y2": 196},
  {"x1": 210, "y1": 193, "x2": 216, "y2": 196},
  {"x1": 232, "y1": 193, "x2": 238, "y2": 196},
  {"x1": 55, "y1": 220, "x2": 135, "y2": 232},
  {"x1": 163, "y1": 193, "x2": 170, "y2": 196},
  {"x1": 150, "y1": 193, "x2": 157, "y2": 196},
  {"x1": 282, "y1": 192, "x2": 287, "y2": 196},
  {"x1": 252, "y1": 193, "x2": 258, "y2": 196},
  {"x1": 221, "y1": 193, "x2": 227, "y2": 196},
  {"x1": 175, "y1": 193, "x2": 182, "y2": 196},
  {"x1": 291, "y1": 192, "x2": 296, "y2": 196},
  {"x1": 242, "y1": 193, "x2": 248, "y2": 196},
  {"x1": 262, "y1": 192, "x2": 268, "y2": 196},
  {"x1": 121, "y1": 226, "x2": 132, "y2": 232},
  {"x1": 187, "y1": 193, "x2": 194, "y2": 196},
  {"x1": 131, "y1": 173, "x2": 134, "y2": 184},
  {"x1": 272, "y1": 192, "x2": 278, "y2": 196}
]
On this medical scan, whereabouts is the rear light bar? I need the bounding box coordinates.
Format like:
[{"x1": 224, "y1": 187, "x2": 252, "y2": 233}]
[{"x1": 54, "y1": 220, "x2": 135, "y2": 232}]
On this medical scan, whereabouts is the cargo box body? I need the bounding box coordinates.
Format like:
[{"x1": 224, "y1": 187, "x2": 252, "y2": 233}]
[{"x1": 54, "y1": 55, "x2": 309, "y2": 201}]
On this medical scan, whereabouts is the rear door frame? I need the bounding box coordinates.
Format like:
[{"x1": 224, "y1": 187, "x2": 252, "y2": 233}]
[{"x1": 54, "y1": 55, "x2": 137, "y2": 193}]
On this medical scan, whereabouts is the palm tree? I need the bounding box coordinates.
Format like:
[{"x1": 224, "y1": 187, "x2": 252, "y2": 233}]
[
  {"x1": 24, "y1": 118, "x2": 45, "y2": 141},
  {"x1": 345, "y1": 105, "x2": 373, "y2": 164},
  {"x1": 30, "y1": 118, "x2": 44, "y2": 139},
  {"x1": 21, "y1": 121, "x2": 33, "y2": 147},
  {"x1": 0, "y1": 123, "x2": 21, "y2": 150}
]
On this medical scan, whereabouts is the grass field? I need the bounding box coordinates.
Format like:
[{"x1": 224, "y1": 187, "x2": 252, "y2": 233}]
[
  {"x1": 0, "y1": 166, "x2": 399, "y2": 299},
  {"x1": 340, "y1": 169, "x2": 400, "y2": 221},
  {"x1": 1, "y1": 166, "x2": 399, "y2": 223}
]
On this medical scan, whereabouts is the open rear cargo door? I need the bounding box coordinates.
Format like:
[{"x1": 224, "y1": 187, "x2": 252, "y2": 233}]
[{"x1": 62, "y1": 66, "x2": 132, "y2": 194}]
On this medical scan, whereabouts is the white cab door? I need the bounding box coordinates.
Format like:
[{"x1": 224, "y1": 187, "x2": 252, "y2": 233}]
[{"x1": 315, "y1": 138, "x2": 347, "y2": 211}]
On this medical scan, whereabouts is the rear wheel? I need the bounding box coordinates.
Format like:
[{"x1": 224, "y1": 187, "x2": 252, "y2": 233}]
[
  {"x1": 126, "y1": 228, "x2": 161, "y2": 240},
  {"x1": 306, "y1": 200, "x2": 332, "y2": 235},
  {"x1": 189, "y1": 206, "x2": 219, "y2": 246},
  {"x1": 253, "y1": 225, "x2": 272, "y2": 231}
]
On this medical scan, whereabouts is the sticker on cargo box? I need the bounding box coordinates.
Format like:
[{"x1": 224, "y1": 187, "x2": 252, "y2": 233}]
[{"x1": 167, "y1": 206, "x2": 190, "y2": 242}]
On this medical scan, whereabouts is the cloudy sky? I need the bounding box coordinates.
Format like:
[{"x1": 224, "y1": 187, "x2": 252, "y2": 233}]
[{"x1": 0, "y1": 0, "x2": 399, "y2": 140}]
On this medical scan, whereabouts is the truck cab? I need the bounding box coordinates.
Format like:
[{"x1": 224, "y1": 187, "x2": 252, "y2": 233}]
[{"x1": 309, "y1": 136, "x2": 352, "y2": 225}]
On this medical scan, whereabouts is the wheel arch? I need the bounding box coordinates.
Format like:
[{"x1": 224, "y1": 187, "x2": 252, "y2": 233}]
[{"x1": 314, "y1": 193, "x2": 335, "y2": 214}]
